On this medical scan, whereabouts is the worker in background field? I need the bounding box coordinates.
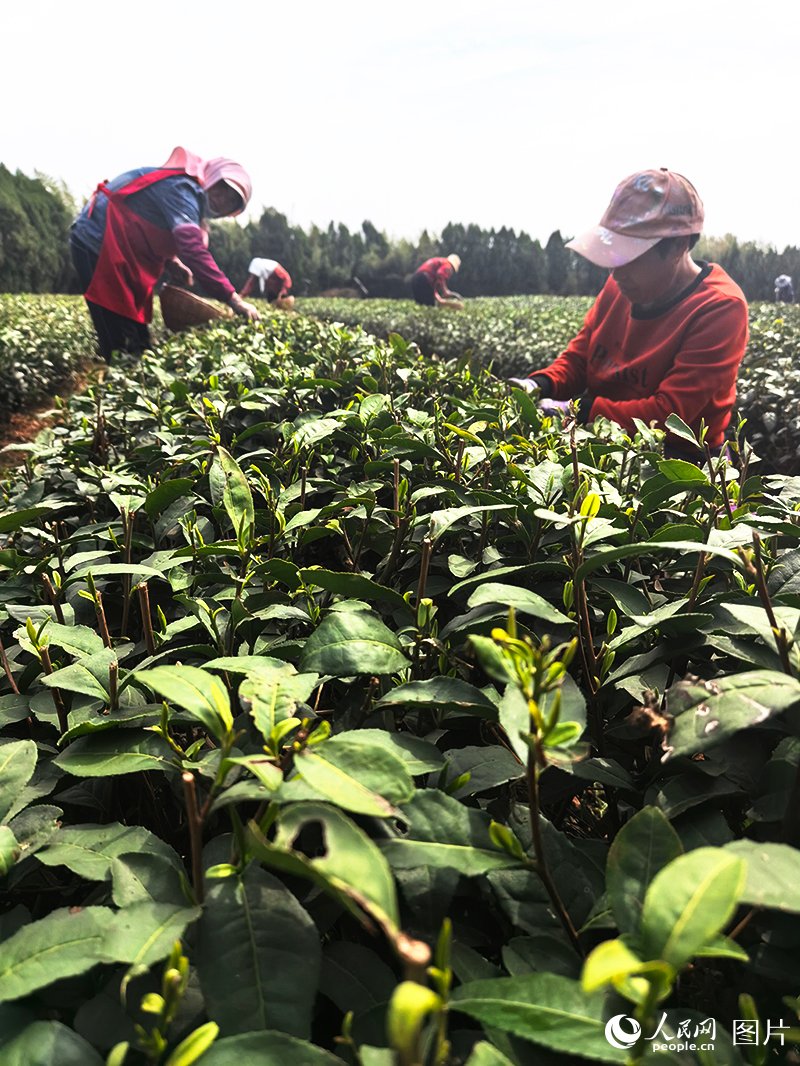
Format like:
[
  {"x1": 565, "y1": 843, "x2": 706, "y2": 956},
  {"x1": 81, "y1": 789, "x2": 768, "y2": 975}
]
[
  {"x1": 241, "y1": 257, "x2": 294, "y2": 309},
  {"x1": 775, "y1": 274, "x2": 794, "y2": 303},
  {"x1": 70, "y1": 147, "x2": 260, "y2": 361},
  {"x1": 509, "y1": 169, "x2": 748, "y2": 461},
  {"x1": 411, "y1": 254, "x2": 462, "y2": 307}
]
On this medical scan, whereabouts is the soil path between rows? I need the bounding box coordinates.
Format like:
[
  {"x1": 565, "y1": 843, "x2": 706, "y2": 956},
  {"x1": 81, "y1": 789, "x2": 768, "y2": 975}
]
[{"x1": 0, "y1": 362, "x2": 103, "y2": 471}]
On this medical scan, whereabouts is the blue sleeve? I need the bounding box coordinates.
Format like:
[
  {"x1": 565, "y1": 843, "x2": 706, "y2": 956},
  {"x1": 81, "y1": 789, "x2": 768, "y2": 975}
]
[{"x1": 126, "y1": 176, "x2": 207, "y2": 231}]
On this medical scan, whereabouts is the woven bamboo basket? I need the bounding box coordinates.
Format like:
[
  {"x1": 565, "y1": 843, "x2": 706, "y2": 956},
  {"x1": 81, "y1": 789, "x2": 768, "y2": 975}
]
[{"x1": 160, "y1": 285, "x2": 233, "y2": 332}]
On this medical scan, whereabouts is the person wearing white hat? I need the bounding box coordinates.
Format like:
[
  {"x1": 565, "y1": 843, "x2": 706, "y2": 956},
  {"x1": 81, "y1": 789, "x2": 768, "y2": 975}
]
[
  {"x1": 241, "y1": 258, "x2": 294, "y2": 309},
  {"x1": 510, "y1": 169, "x2": 748, "y2": 459},
  {"x1": 411, "y1": 254, "x2": 462, "y2": 306}
]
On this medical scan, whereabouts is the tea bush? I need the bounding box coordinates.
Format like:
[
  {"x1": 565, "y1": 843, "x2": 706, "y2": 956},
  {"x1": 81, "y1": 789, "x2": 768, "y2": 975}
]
[
  {"x1": 1, "y1": 302, "x2": 800, "y2": 1063},
  {"x1": 301, "y1": 296, "x2": 800, "y2": 473}
]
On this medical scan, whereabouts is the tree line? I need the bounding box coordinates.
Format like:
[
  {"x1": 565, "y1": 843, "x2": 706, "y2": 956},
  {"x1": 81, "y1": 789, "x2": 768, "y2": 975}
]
[{"x1": 1, "y1": 166, "x2": 798, "y2": 303}]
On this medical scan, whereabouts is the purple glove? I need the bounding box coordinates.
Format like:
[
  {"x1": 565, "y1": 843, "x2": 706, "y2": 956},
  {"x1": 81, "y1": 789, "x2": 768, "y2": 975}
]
[
  {"x1": 539, "y1": 398, "x2": 572, "y2": 416},
  {"x1": 508, "y1": 377, "x2": 537, "y2": 392}
]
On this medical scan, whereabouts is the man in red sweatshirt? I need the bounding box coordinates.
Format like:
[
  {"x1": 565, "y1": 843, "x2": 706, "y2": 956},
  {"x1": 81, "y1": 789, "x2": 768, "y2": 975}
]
[{"x1": 511, "y1": 170, "x2": 748, "y2": 457}]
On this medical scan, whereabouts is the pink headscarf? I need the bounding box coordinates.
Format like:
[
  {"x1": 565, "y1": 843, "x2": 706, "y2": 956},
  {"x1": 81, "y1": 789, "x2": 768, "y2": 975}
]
[{"x1": 162, "y1": 146, "x2": 252, "y2": 215}]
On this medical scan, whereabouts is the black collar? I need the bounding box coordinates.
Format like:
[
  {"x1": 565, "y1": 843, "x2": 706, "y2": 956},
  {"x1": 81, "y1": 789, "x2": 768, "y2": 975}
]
[{"x1": 630, "y1": 261, "x2": 713, "y2": 320}]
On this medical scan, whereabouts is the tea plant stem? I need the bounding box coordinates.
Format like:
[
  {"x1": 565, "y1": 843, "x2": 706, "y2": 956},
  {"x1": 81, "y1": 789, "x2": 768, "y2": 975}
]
[
  {"x1": 108, "y1": 660, "x2": 118, "y2": 712},
  {"x1": 40, "y1": 646, "x2": 68, "y2": 734},
  {"x1": 395, "y1": 933, "x2": 432, "y2": 984},
  {"x1": 120, "y1": 509, "x2": 134, "y2": 639},
  {"x1": 631, "y1": 981, "x2": 661, "y2": 1065},
  {"x1": 748, "y1": 533, "x2": 793, "y2": 677},
  {"x1": 528, "y1": 516, "x2": 543, "y2": 563},
  {"x1": 454, "y1": 439, "x2": 464, "y2": 485},
  {"x1": 52, "y1": 522, "x2": 66, "y2": 582},
  {"x1": 705, "y1": 442, "x2": 734, "y2": 525},
  {"x1": 137, "y1": 584, "x2": 158, "y2": 656},
  {"x1": 358, "y1": 676, "x2": 379, "y2": 722},
  {"x1": 569, "y1": 532, "x2": 598, "y2": 699},
  {"x1": 182, "y1": 772, "x2": 204, "y2": 904},
  {"x1": 622, "y1": 503, "x2": 643, "y2": 583},
  {"x1": 392, "y1": 459, "x2": 400, "y2": 526},
  {"x1": 663, "y1": 546, "x2": 709, "y2": 698},
  {"x1": 41, "y1": 573, "x2": 64, "y2": 625},
  {"x1": 415, "y1": 538, "x2": 433, "y2": 608},
  {"x1": 729, "y1": 905, "x2": 758, "y2": 940},
  {"x1": 526, "y1": 749, "x2": 584, "y2": 957},
  {"x1": 0, "y1": 632, "x2": 20, "y2": 694},
  {"x1": 377, "y1": 513, "x2": 412, "y2": 586},
  {"x1": 88, "y1": 576, "x2": 112, "y2": 649},
  {"x1": 353, "y1": 518, "x2": 368, "y2": 572},
  {"x1": 687, "y1": 547, "x2": 708, "y2": 613},
  {"x1": 569, "y1": 420, "x2": 582, "y2": 505}
]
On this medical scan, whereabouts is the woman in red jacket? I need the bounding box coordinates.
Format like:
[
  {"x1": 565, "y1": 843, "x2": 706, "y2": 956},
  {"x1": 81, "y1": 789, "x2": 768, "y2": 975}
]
[
  {"x1": 70, "y1": 147, "x2": 260, "y2": 361},
  {"x1": 512, "y1": 169, "x2": 748, "y2": 459}
]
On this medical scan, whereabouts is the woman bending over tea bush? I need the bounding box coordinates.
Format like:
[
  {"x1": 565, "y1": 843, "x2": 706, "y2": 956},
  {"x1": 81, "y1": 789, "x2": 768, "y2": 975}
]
[
  {"x1": 411, "y1": 253, "x2": 463, "y2": 307},
  {"x1": 70, "y1": 146, "x2": 260, "y2": 361}
]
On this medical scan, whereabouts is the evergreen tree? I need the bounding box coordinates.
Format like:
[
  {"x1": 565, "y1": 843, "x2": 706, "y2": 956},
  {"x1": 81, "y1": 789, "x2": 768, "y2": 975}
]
[{"x1": 545, "y1": 230, "x2": 570, "y2": 295}]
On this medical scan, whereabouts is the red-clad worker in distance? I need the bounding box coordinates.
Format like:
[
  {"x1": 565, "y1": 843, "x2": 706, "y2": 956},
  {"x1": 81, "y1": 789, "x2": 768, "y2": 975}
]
[
  {"x1": 70, "y1": 147, "x2": 261, "y2": 361},
  {"x1": 510, "y1": 169, "x2": 748, "y2": 461},
  {"x1": 240, "y1": 257, "x2": 295, "y2": 309},
  {"x1": 411, "y1": 254, "x2": 462, "y2": 306}
]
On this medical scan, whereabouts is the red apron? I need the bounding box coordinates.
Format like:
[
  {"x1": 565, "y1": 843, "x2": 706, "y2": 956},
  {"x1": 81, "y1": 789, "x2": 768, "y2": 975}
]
[{"x1": 84, "y1": 168, "x2": 195, "y2": 324}]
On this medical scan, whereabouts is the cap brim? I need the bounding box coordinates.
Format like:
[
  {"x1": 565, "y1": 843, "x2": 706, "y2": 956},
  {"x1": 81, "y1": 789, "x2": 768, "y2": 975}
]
[{"x1": 565, "y1": 226, "x2": 661, "y2": 268}]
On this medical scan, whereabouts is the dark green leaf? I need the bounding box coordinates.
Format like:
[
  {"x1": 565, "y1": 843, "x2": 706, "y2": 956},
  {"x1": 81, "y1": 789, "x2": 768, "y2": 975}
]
[
  {"x1": 251, "y1": 801, "x2": 399, "y2": 935},
  {"x1": 299, "y1": 568, "x2": 408, "y2": 609},
  {"x1": 0, "y1": 907, "x2": 114, "y2": 1004},
  {"x1": 0, "y1": 1020, "x2": 104, "y2": 1065},
  {"x1": 193, "y1": 1030, "x2": 347, "y2": 1065},
  {"x1": 451, "y1": 974, "x2": 625, "y2": 1063},
  {"x1": 639, "y1": 848, "x2": 746, "y2": 970},
  {"x1": 54, "y1": 730, "x2": 174, "y2": 776},
  {"x1": 218, "y1": 446, "x2": 255, "y2": 537},
  {"x1": 37, "y1": 823, "x2": 182, "y2": 881},
  {"x1": 319, "y1": 941, "x2": 397, "y2": 1017},
  {"x1": 137, "y1": 665, "x2": 233, "y2": 738},
  {"x1": 606, "y1": 806, "x2": 683, "y2": 937},
  {"x1": 375, "y1": 678, "x2": 498, "y2": 720},
  {"x1": 380, "y1": 790, "x2": 521, "y2": 874},
  {"x1": 0, "y1": 740, "x2": 37, "y2": 824},
  {"x1": 239, "y1": 667, "x2": 318, "y2": 741},
  {"x1": 665, "y1": 670, "x2": 800, "y2": 758},
  {"x1": 298, "y1": 610, "x2": 407, "y2": 676},
  {"x1": 196, "y1": 865, "x2": 320, "y2": 1037},
  {"x1": 467, "y1": 583, "x2": 571, "y2": 625},
  {"x1": 724, "y1": 840, "x2": 800, "y2": 912}
]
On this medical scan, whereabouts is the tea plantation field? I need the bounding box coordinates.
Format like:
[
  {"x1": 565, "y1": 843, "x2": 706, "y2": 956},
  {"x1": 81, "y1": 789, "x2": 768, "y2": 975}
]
[
  {"x1": 297, "y1": 295, "x2": 800, "y2": 474},
  {"x1": 2, "y1": 296, "x2": 800, "y2": 1064}
]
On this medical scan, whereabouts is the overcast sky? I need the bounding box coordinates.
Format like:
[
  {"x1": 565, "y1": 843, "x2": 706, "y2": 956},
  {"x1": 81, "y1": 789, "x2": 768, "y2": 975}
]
[{"x1": 3, "y1": 1, "x2": 796, "y2": 248}]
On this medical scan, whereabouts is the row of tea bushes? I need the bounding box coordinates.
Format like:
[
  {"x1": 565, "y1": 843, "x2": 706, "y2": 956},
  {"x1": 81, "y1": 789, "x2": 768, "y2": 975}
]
[{"x1": 1, "y1": 304, "x2": 800, "y2": 1062}]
